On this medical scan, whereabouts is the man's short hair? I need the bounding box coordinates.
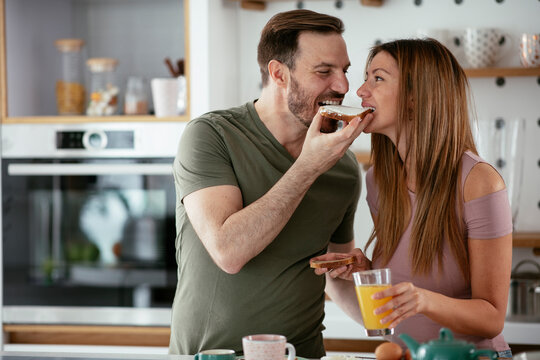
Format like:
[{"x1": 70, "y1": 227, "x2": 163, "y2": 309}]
[{"x1": 257, "y1": 9, "x2": 344, "y2": 87}]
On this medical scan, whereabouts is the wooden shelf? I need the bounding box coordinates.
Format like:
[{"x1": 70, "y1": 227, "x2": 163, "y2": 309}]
[
  {"x1": 513, "y1": 232, "x2": 540, "y2": 248},
  {"x1": 234, "y1": 0, "x2": 382, "y2": 10},
  {"x1": 1, "y1": 114, "x2": 190, "y2": 124},
  {"x1": 464, "y1": 67, "x2": 540, "y2": 78}
]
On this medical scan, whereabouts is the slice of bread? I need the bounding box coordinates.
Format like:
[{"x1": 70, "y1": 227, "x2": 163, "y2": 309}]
[
  {"x1": 319, "y1": 105, "x2": 374, "y2": 122},
  {"x1": 310, "y1": 256, "x2": 355, "y2": 269}
]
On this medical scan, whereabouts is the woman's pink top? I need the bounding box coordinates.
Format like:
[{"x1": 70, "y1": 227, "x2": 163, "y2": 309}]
[{"x1": 365, "y1": 151, "x2": 512, "y2": 351}]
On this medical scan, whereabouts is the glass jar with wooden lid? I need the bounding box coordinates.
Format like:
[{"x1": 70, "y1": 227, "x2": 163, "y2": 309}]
[
  {"x1": 86, "y1": 57, "x2": 119, "y2": 116},
  {"x1": 54, "y1": 38, "x2": 86, "y2": 115}
]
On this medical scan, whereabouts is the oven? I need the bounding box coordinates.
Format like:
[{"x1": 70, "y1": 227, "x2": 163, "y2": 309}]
[{"x1": 1, "y1": 122, "x2": 185, "y2": 313}]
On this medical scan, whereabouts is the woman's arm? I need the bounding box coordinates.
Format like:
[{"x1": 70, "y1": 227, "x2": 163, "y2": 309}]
[
  {"x1": 313, "y1": 211, "x2": 377, "y2": 324},
  {"x1": 321, "y1": 241, "x2": 368, "y2": 324},
  {"x1": 373, "y1": 162, "x2": 512, "y2": 338},
  {"x1": 376, "y1": 233, "x2": 511, "y2": 338}
]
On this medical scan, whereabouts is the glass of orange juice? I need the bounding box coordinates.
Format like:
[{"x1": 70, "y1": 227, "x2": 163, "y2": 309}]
[{"x1": 353, "y1": 268, "x2": 394, "y2": 336}]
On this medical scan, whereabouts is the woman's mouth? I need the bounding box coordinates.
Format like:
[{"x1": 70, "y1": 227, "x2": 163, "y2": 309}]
[{"x1": 362, "y1": 102, "x2": 375, "y2": 111}]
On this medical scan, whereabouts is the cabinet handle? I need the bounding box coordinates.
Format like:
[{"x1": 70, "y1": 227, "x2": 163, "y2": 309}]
[{"x1": 7, "y1": 163, "x2": 172, "y2": 176}]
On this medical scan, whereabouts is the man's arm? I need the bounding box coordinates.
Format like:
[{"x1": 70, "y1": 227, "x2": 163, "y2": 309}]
[
  {"x1": 183, "y1": 160, "x2": 317, "y2": 274},
  {"x1": 184, "y1": 113, "x2": 372, "y2": 274}
]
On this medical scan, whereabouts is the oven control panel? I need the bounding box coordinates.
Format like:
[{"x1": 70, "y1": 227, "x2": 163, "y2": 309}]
[
  {"x1": 2, "y1": 122, "x2": 185, "y2": 158},
  {"x1": 56, "y1": 130, "x2": 135, "y2": 150}
]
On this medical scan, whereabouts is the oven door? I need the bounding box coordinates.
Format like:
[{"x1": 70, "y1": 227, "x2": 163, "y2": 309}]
[{"x1": 2, "y1": 158, "x2": 177, "y2": 308}]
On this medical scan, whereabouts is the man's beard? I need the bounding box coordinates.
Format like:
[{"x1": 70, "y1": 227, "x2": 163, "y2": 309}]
[{"x1": 287, "y1": 76, "x2": 340, "y2": 133}]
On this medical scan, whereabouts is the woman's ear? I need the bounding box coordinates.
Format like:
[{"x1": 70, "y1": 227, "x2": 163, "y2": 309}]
[{"x1": 268, "y1": 60, "x2": 289, "y2": 88}]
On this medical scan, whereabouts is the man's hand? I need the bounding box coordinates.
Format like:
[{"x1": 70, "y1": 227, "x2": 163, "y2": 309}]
[{"x1": 296, "y1": 112, "x2": 374, "y2": 176}]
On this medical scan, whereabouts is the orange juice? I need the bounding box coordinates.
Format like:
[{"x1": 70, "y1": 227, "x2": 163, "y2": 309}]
[{"x1": 355, "y1": 284, "x2": 392, "y2": 329}]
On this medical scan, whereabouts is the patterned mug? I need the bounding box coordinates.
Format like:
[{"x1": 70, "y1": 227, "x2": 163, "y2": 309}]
[
  {"x1": 242, "y1": 334, "x2": 295, "y2": 360},
  {"x1": 463, "y1": 28, "x2": 511, "y2": 68},
  {"x1": 520, "y1": 33, "x2": 540, "y2": 67}
]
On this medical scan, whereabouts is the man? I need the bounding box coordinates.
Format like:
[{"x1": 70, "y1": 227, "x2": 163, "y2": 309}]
[{"x1": 169, "y1": 9, "x2": 373, "y2": 358}]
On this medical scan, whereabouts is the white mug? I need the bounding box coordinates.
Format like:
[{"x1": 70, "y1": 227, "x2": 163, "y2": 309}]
[
  {"x1": 242, "y1": 334, "x2": 295, "y2": 360},
  {"x1": 463, "y1": 28, "x2": 511, "y2": 68},
  {"x1": 520, "y1": 33, "x2": 540, "y2": 68},
  {"x1": 151, "y1": 78, "x2": 179, "y2": 117}
]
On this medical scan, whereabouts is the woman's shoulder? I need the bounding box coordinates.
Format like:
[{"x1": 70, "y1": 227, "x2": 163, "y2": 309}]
[
  {"x1": 365, "y1": 166, "x2": 375, "y2": 188},
  {"x1": 462, "y1": 151, "x2": 506, "y2": 202},
  {"x1": 366, "y1": 165, "x2": 374, "y2": 177}
]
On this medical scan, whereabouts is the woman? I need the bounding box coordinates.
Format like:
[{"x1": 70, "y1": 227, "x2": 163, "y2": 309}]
[{"x1": 312, "y1": 38, "x2": 513, "y2": 358}]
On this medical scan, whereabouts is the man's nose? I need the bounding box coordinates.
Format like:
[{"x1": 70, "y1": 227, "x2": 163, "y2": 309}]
[{"x1": 332, "y1": 73, "x2": 349, "y2": 95}]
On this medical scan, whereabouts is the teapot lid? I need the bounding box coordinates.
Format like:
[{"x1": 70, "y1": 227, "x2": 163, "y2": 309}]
[{"x1": 427, "y1": 328, "x2": 473, "y2": 349}]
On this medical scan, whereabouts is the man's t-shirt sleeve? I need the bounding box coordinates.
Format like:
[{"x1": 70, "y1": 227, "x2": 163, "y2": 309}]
[{"x1": 173, "y1": 118, "x2": 239, "y2": 201}]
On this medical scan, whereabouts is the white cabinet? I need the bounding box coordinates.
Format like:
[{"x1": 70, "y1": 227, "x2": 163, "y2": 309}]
[{"x1": 0, "y1": 0, "x2": 190, "y2": 123}]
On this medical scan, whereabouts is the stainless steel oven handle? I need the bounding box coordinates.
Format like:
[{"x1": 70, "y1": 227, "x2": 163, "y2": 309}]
[{"x1": 7, "y1": 163, "x2": 173, "y2": 176}]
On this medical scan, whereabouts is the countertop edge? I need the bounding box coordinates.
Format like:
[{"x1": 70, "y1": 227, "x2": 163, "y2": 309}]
[
  {"x1": 4, "y1": 304, "x2": 540, "y2": 345},
  {"x1": 0, "y1": 350, "x2": 187, "y2": 359}
]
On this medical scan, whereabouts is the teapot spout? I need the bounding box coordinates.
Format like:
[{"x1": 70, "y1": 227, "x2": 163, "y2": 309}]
[{"x1": 399, "y1": 333, "x2": 419, "y2": 358}]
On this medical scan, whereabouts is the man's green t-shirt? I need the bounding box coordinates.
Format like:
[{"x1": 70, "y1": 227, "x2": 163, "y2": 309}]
[{"x1": 169, "y1": 101, "x2": 360, "y2": 358}]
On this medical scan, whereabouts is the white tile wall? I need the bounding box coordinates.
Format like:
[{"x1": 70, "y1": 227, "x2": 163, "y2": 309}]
[{"x1": 189, "y1": 0, "x2": 540, "y2": 259}]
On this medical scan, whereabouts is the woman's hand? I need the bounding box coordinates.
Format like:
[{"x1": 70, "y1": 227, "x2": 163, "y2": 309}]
[
  {"x1": 310, "y1": 248, "x2": 371, "y2": 281},
  {"x1": 373, "y1": 282, "x2": 428, "y2": 328}
]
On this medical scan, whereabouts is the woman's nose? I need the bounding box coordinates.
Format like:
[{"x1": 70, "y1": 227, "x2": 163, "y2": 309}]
[{"x1": 357, "y1": 82, "x2": 369, "y2": 98}]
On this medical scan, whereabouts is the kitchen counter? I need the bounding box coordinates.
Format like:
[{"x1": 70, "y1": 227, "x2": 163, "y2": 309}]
[
  {"x1": 0, "y1": 352, "x2": 187, "y2": 360},
  {"x1": 323, "y1": 301, "x2": 540, "y2": 345},
  {"x1": 0, "y1": 352, "x2": 327, "y2": 360},
  {"x1": 3, "y1": 303, "x2": 540, "y2": 348}
]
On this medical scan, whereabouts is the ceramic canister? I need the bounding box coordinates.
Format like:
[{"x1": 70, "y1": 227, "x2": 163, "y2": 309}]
[
  {"x1": 520, "y1": 33, "x2": 540, "y2": 67},
  {"x1": 463, "y1": 28, "x2": 509, "y2": 68}
]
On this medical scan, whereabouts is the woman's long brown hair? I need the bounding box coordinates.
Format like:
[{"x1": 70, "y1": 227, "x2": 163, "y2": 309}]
[{"x1": 365, "y1": 39, "x2": 478, "y2": 280}]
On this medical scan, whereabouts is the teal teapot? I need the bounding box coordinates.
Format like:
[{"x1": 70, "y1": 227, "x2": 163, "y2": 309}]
[{"x1": 399, "y1": 328, "x2": 498, "y2": 360}]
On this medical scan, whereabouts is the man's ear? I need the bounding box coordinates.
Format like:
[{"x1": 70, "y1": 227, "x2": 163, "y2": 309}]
[{"x1": 268, "y1": 59, "x2": 289, "y2": 88}]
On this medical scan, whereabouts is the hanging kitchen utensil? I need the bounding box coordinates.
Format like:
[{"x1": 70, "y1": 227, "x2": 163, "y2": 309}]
[{"x1": 507, "y1": 259, "x2": 540, "y2": 322}]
